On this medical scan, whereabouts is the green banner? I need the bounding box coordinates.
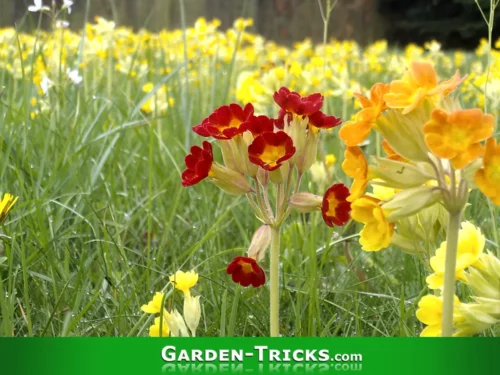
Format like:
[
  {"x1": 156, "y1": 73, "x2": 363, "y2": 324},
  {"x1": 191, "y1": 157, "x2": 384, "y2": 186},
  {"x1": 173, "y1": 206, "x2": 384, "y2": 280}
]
[{"x1": 2, "y1": 338, "x2": 499, "y2": 374}]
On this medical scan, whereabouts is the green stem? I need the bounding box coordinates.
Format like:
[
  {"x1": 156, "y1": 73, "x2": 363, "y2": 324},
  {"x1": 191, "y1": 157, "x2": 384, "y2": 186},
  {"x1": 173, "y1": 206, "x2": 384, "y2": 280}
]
[
  {"x1": 441, "y1": 211, "x2": 462, "y2": 337},
  {"x1": 270, "y1": 225, "x2": 281, "y2": 337}
]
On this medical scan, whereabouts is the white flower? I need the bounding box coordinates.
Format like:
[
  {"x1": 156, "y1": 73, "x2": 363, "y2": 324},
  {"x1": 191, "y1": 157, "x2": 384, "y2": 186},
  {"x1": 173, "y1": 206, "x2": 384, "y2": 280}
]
[
  {"x1": 66, "y1": 68, "x2": 82, "y2": 85},
  {"x1": 63, "y1": 0, "x2": 74, "y2": 14},
  {"x1": 55, "y1": 20, "x2": 70, "y2": 29},
  {"x1": 40, "y1": 76, "x2": 53, "y2": 95},
  {"x1": 28, "y1": 0, "x2": 49, "y2": 12}
]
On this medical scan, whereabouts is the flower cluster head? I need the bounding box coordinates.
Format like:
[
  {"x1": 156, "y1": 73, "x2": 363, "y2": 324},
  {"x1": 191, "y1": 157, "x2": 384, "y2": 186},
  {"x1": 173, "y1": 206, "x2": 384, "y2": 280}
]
[
  {"x1": 141, "y1": 270, "x2": 201, "y2": 337},
  {"x1": 338, "y1": 60, "x2": 498, "y2": 254},
  {"x1": 181, "y1": 87, "x2": 349, "y2": 288}
]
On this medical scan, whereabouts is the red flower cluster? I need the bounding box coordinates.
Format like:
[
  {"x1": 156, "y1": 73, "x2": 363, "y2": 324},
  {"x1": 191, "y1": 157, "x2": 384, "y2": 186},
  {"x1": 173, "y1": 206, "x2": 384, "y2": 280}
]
[
  {"x1": 321, "y1": 184, "x2": 351, "y2": 227},
  {"x1": 273, "y1": 87, "x2": 323, "y2": 116},
  {"x1": 181, "y1": 141, "x2": 213, "y2": 186},
  {"x1": 226, "y1": 256, "x2": 266, "y2": 287},
  {"x1": 248, "y1": 131, "x2": 296, "y2": 171}
]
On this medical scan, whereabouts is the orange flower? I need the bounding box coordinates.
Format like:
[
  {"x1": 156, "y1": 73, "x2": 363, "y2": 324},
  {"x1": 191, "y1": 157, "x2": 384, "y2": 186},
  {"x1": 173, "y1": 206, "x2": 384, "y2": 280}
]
[
  {"x1": 339, "y1": 83, "x2": 389, "y2": 146},
  {"x1": 226, "y1": 256, "x2": 266, "y2": 287},
  {"x1": 384, "y1": 61, "x2": 464, "y2": 114},
  {"x1": 193, "y1": 103, "x2": 254, "y2": 140},
  {"x1": 475, "y1": 138, "x2": 500, "y2": 205},
  {"x1": 341, "y1": 147, "x2": 368, "y2": 202},
  {"x1": 248, "y1": 131, "x2": 296, "y2": 171},
  {"x1": 321, "y1": 184, "x2": 351, "y2": 227},
  {"x1": 423, "y1": 108, "x2": 494, "y2": 169}
]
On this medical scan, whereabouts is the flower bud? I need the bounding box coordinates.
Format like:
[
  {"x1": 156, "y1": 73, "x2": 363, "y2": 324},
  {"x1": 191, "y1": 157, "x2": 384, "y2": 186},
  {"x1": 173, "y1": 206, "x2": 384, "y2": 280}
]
[
  {"x1": 247, "y1": 225, "x2": 272, "y2": 261},
  {"x1": 288, "y1": 192, "x2": 322, "y2": 213},
  {"x1": 210, "y1": 163, "x2": 254, "y2": 195},
  {"x1": 368, "y1": 158, "x2": 434, "y2": 189},
  {"x1": 257, "y1": 167, "x2": 269, "y2": 186},
  {"x1": 297, "y1": 131, "x2": 319, "y2": 174},
  {"x1": 165, "y1": 309, "x2": 190, "y2": 337},
  {"x1": 183, "y1": 295, "x2": 201, "y2": 337},
  {"x1": 383, "y1": 186, "x2": 442, "y2": 221},
  {"x1": 232, "y1": 135, "x2": 258, "y2": 177},
  {"x1": 269, "y1": 161, "x2": 290, "y2": 184},
  {"x1": 219, "y1": 140, "x2": 239, "y2": 172}
]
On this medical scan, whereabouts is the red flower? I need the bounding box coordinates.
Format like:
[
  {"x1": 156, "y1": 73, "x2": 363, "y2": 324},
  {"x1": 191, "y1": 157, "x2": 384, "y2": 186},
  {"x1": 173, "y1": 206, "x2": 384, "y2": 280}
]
[
  {"x1": 193, "y1": 103, "x2": 254, "y2": 140},
  {"x1": 248, "y1": 131, "x2": 296, "y2": 171},
  {"x1": 226, "y1": 256, "x2": 266, "y2": 287},
  {"x1": 240, "y1": 115, "x2": 275, "y2": 137},
  {"x1": 321, "y1": 184, "x2": 351, "y2": 227},
  {"x1": 181, "y1": 141, "x2": 213, "y2": 186},
  {"x1": 309, "y1": 111, "x2": 342, "y2": 130},
  {"x1": 273, "y1": 87, "x2": 324, "y2": 116},
  {"x1": 274, "y1": 108, "x2": 292, "y2": 130}
]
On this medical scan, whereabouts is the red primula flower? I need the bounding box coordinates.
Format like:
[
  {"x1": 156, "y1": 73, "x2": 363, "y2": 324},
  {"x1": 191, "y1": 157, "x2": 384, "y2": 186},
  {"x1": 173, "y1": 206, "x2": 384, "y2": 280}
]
[
  {"x1": 193, "y1": 103, "x2": 254, "y2": 140},
  {"x1": 309, "y1": 111, "x2": 342, "y2": 130},
  {"x1": 181, "y1": 141, "x2": 213, "y2": 186},
  {"x1": 321, "y1": 183, "x2": 351, "y2": 227},
  {"x1": 241, "y1": 115, "x2": 275, "y2": 137},
  {"x1": 248, "y1": 131, "x2": 296, "y2": 171},
  {"x1": 226, "y1": 256, "x2": 266, "y2": 287},
  {"x1": 274, "y1": 108, "x2": 292, "y2": 130},
  {"x1": 273, "y1": 87, "x2": 324, "y2": 116}
]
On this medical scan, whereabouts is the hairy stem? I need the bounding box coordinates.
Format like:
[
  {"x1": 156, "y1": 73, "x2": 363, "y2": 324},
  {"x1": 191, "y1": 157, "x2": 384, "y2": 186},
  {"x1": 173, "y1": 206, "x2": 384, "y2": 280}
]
[{"x1": 270, "y1": 225, "x2": 281, "y2": 337}]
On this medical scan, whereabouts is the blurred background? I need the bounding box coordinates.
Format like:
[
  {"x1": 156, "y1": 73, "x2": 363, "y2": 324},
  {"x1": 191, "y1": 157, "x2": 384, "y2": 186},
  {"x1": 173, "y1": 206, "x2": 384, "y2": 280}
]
[{"x1": 0, "y1": 0, "x2": 499, "y2": 48}]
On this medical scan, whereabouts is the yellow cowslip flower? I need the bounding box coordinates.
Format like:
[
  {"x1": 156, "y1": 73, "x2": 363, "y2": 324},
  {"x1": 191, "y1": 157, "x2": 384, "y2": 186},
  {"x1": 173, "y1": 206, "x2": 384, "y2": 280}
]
[
  {"x1": 169, "y1": 270, "x2": 198, "y2": 297},
  {"x1": 339, "y1": 83, "x2": 390, "y2": 146},
  {"x1": 325, "y1": 154, "x2": 336, "y2": 168},
  {"x1": 426, "y1": 221, "x2": 485, "y2": 289},
  {"x1": 0, "y1": 193, "x2": 19, "y2": 225},
  {"x1": 149, "y1": 316, "x2": 170, "y2": 337},
  {"x1": 141, "y1": 292, "x2": 164, "y2": 314},
  {"x1": 423, "y1": 108, "x2": 494, "y2": 169},
  {"x1": 416, "y1": 295, "x2": 463, "y2": 337},
  {"x1": 475, "y1": 138, "x2": 500, "y2": 205},
  {"x1": 350, "y1": 195, "x2": 394, "y2": 251},
  {"x1": 384, "y1": 61, "x2": 464, "y2": 114},
  {"x1": 341, "y1": 147, "x2": 368, "y2": 202}
]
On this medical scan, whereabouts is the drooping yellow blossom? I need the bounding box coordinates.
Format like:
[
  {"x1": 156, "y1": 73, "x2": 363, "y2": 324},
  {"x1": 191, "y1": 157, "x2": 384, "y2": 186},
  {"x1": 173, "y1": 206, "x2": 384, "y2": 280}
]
[
  {"x1": 426, "y1": 221, "x2": 485, "y2": 289},
  {"x1": 384, "y1": 61, "x2": 464, "y2": 114},
  {"x1": 474, "y1": 138, "x2": 500, "y2": 205},
  {"x1": 141, "y1": 292, "x2": 165, "y2": 314},
  {"x1": 149, "y1": 316, "x2": 170, "y2": 337},
  {"x1": 339, "y1": 83, "x2": 390, "y2": 146},
  {"x1": 423, "y1": 108, "x2": 494, "y2": 169},
  {"x1": 169, "y1": 270, "x2": 199, "y2": 297},
  {"x1": 350, "y1": 195, "x2": 394, "y2": 251},
  {"x1": 416, "y1": 295, "x2": 464, "y2": 337},
  {"x1": 0, "y1": 193, "x2": 18, "y2": 225},
  {"x1": 342, "y1": 147, "x2": 368, "y2": 202}
]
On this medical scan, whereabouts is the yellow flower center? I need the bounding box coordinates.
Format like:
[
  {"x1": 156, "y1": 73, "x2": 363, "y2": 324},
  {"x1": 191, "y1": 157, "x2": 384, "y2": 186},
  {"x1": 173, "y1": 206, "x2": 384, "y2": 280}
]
[
  {"x1": 239, "y1": 260, "x2": 253, "y2": 274},
  {"x1": 327, "y1": 196, "x2": 339, "y2": 216},
  {"x1": 486, "y1": 156, "x2": 500, "y2": 183},
  {"x1": 260, "y1": 145, "x2": 286, "y2": 167},
  {"x1": 446, "y1": 129, "x2": 469, "y2": 150}
]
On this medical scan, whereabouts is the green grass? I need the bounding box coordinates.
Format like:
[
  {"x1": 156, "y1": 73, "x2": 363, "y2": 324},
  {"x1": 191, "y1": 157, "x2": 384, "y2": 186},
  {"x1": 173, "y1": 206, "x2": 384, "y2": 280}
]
[{"x1": 1, "y1": 13, "x2": 499, "y2": 338}]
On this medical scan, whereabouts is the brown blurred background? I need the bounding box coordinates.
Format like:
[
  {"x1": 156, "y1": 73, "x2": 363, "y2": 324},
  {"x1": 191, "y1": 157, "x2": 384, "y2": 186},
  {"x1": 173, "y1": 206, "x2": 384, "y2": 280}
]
[{"x1": 0, "y1": 0, "x2": 497, "y2": 48}]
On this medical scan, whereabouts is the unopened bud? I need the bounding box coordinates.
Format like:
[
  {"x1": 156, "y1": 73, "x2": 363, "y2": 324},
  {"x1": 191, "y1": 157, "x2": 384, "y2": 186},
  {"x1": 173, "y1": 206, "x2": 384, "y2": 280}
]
[
  {"x1": 183, "y1": 295, "x2": 201, "y2": 337},
  {"x1": 247, "y1": 225, "x2": 272, "y2": 261},
  {"x1": 288, "y1": 192, "x2": 322, "y2": 213},
  {"x1": 210, "y1": 163, "x2": 254, "y2": 195},
  {"x1": 257, "y1": 167, "x2": 269, "y2": 186},
  {"x1": 297, "y1": 132, "x2": 319, "y2": 174},
  {"x1": 269, "y1": 161, "x2": 290, "y2": 184}
]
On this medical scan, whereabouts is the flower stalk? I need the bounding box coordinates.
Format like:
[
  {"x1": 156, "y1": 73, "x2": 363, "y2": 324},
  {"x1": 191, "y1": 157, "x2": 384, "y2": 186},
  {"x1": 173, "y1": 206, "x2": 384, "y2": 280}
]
[
  {"x1": 269, "y1": 225, "x2": 281, "y2": 337},
  {"x1": 441, "y1": 210, "x2": 462, "y2": 336}
]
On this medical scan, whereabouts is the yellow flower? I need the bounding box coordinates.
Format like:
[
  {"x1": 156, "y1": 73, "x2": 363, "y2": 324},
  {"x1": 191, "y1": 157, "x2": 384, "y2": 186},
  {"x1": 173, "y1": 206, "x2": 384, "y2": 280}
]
[
  {"x1": 424, "y1": 108, "x2": 494, "y2": 169},
  {"x1": 169, "y1": 270, "x2": 198, "y2": 297},
  {"x1": 325, "y1": 154, "x2": 336, "y2": 168},
  {"x1": 141, "y1": 292, "x2": 164, "y2": 314},
  {"x1": 475, "y1": 138, "x2": 500, "y2": 205},
  {"x1": 350, "y1": 195, "x2": 394, "y2": 251},
  {"x1": 384, "y1": 61, "x2": 464, "y2": 114},
  {"x1": 341, "y1": 147, "x2": 368, "y2": 202},
  {"x1": 416, "y1": 295, "x2": 463, "y2": 337},
  {"x1": 149, "y1": 316, "x2": 170, "y2": 337},
  {"x1": 426, "y1": 221, "x2": 485, "y2": 289},
  {"x1": 0, "y1": 193, "x2": 19, "y2": 225}
]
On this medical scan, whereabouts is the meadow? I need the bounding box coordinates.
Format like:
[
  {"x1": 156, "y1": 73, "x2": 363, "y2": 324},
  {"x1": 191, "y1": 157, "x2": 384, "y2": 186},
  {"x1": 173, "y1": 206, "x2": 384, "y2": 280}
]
[{"x1": 0, "y1": 7, "x2": 499, "y2": 337}]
